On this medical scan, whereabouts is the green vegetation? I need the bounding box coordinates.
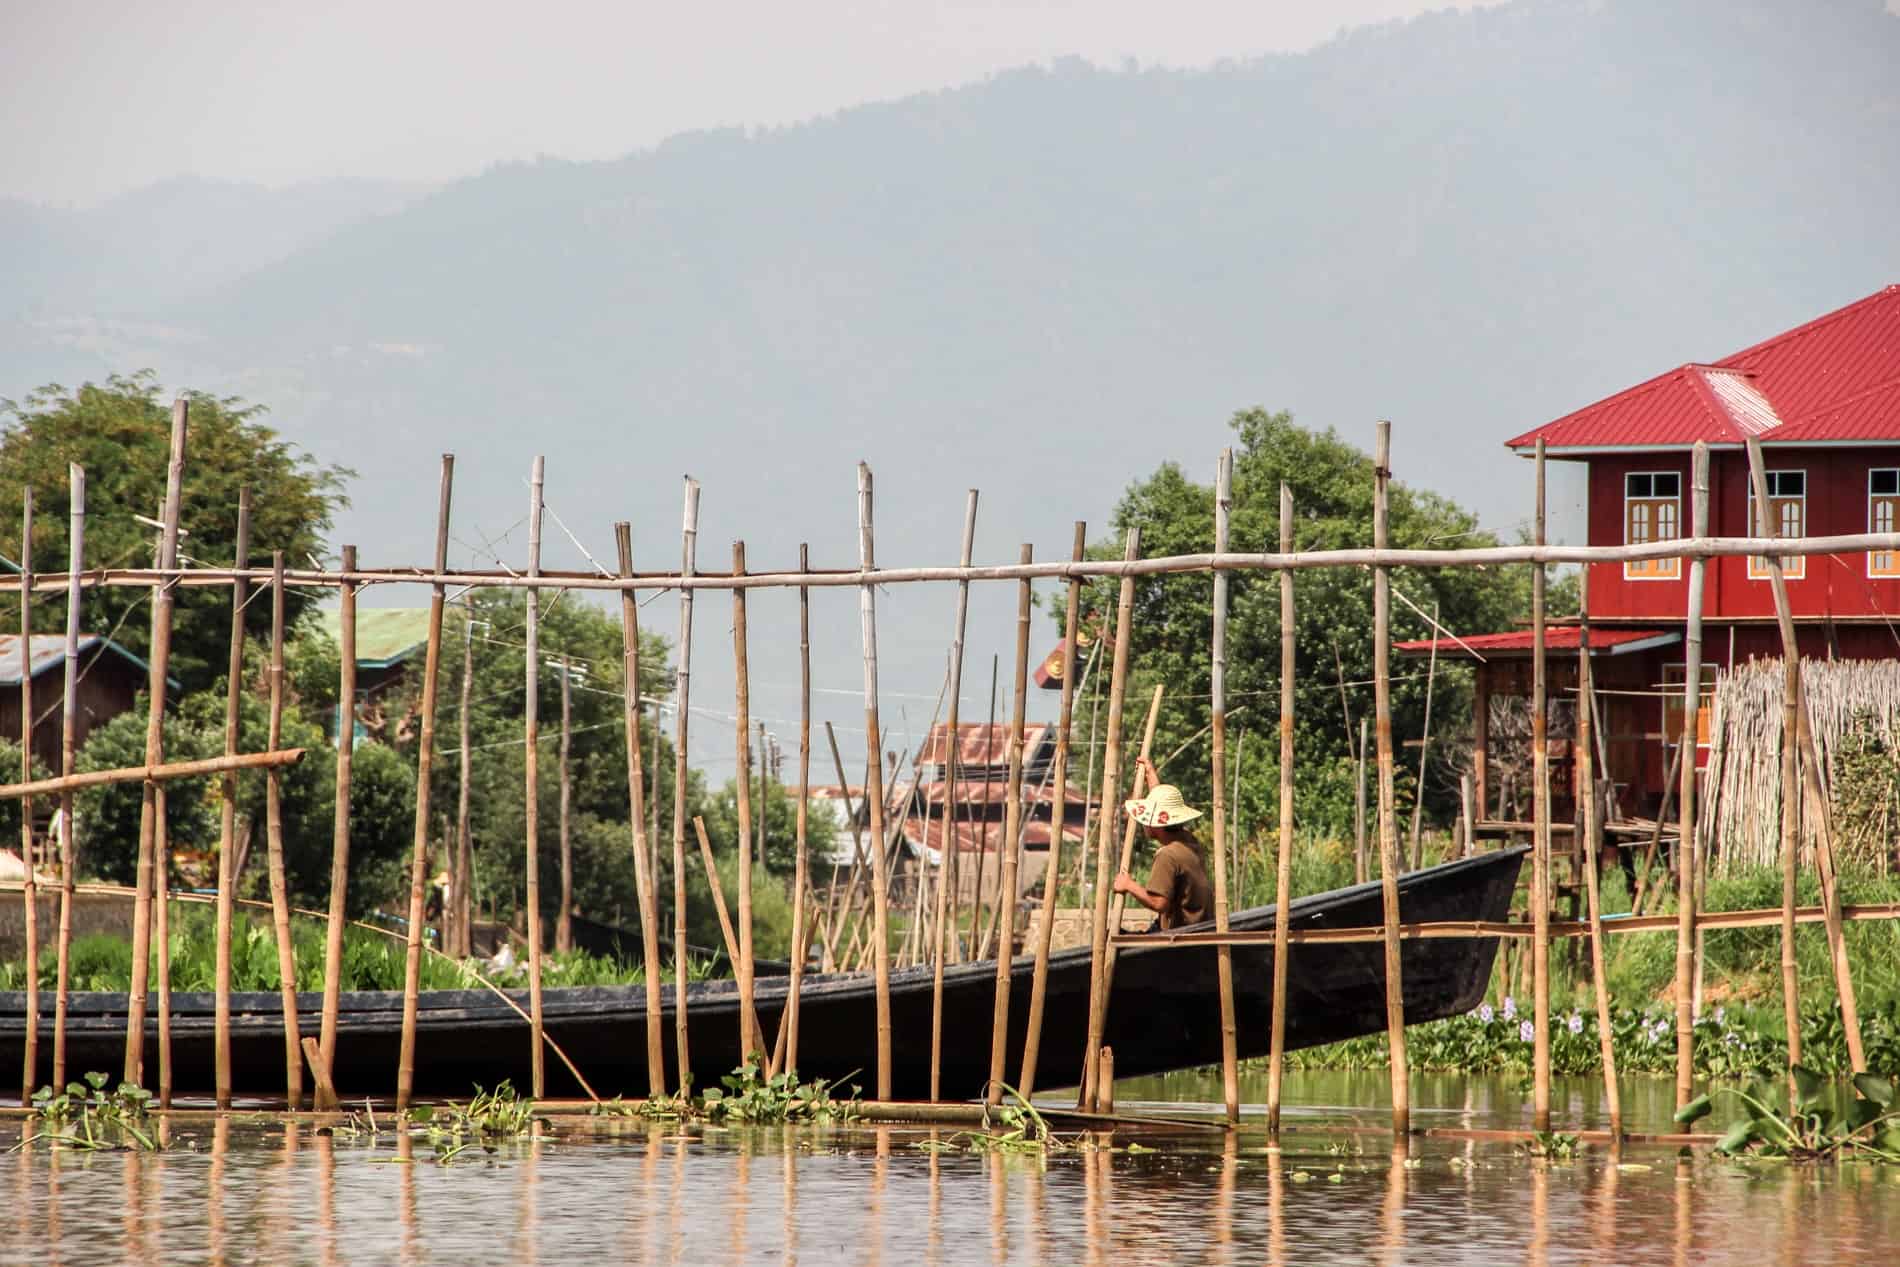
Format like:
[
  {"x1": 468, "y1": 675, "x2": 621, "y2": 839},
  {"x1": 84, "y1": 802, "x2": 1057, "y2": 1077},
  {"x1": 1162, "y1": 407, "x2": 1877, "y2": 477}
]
[
  {"x1": 1677, "y1": 1067, "x2": 1900, "y2": 1162},
  {"x1": 592, "y1": 1061, "x2": 859, "y2": 1123},
  {"x1": 26, "y1": 1072, "x2": 159, "y2": 1152}
]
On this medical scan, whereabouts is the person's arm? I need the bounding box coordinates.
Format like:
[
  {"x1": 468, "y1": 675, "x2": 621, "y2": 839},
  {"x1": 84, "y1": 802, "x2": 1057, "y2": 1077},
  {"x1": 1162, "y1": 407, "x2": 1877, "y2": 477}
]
[{"x1": 1112, "y1": 870, "x2": 1168, "y2": 914}]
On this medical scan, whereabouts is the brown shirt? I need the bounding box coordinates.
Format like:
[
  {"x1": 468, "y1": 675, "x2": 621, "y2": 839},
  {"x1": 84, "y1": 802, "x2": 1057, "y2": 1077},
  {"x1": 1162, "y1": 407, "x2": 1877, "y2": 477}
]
[{"x1": 1146, "y1": 837, "x2": 1212, "y2": 930}]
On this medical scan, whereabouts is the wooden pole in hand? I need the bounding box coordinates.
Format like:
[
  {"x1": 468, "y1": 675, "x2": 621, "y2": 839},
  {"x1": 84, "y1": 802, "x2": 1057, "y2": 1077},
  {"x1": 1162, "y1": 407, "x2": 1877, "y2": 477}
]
[
  {"x1": 1018, "y1": 522, "x2": 1084, "y2": 1098},
  {"x1": 1268, "y1": 481, "x2": 1297, "y2": 1133},
  {"x1": 396, "y1": 456, "x2": 453, "y2": 1110},
  {"x1": 984, "y1": 544, "x2": 1034, "y2": 1106},
  {"x1": 1744, "y1": 436, "x2": 1863, "y2": 1073},
  {"x1": 1532, "y1": 438, "x2": 1552, "y2": 1133},
  {"x1": 1576, "y1": 560, "x2": 1621, "y2": 1135},
  {"x1": 1080, "y1": 526, "x2": 1140, "y2": 1113},
  {"x1": 731, "y1": 541, "x2": 759, "y2": 1060},
  {"x1": 52, "y1": 464, "x2": 84, "y2": 1091},
  {"x1": 1208, "y1": 451, "x2": 1239, "y2": 1126},
  {"x1": 929, "y1": 491, "x2": 978, "y2": 1099},
  {"x1": 787, "y1": 542, "x2": 813, "y2": 1074},
  {"x1": 317, "y1": 542, "x2": 359, "y2": 1103},
  {"x1": 857, "y1": 463, "x2": 894, "y2": 1100},
  {"x1": 1673, "y1": 442, "x2": 1709, "y2": 1111},
  {"x1": 455, "y1": 595, "x2": 476, "y2": 956},
  {"x1": 17, "y1": 488, "x2": 38, "y2": 1103},
  {"x1": 523, "y1": 456, "x2": 547, "y2": 1098},
  {"x1": 1371, "y1": 420, "x2": 1410, "y2": 1135},
  {"x1": 213, "y1": 487, "x2": 253, "y2": 1110},
  {"x1": 671, "y1": 478, "x2": 700, "y2": 1093},
  {"x1": 615, "y1": 523, "x2": 666, "y2": 1098},
  {"x1": 265, "y1": 553, "x2": 304, "y2": 1107}
]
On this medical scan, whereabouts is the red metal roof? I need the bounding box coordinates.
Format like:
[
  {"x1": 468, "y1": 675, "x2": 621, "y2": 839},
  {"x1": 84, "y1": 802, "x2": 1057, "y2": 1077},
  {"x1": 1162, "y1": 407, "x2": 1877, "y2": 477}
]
[
  {"x1": 917, "y1": 722, "x2": 1053, "y2": 767},
  {"x1": 1507, "y1": 285, "x2": 1900, "y2": 451},
  {"x1": 915, "y1": 779, "x2": 1084, "y2": 808},
  {"x1": 899, "y1": 817, "x2": 1084, "y2": 854},
  {"x1": 1394, "y1": 627, "x2": 1679, "y2": 659}
]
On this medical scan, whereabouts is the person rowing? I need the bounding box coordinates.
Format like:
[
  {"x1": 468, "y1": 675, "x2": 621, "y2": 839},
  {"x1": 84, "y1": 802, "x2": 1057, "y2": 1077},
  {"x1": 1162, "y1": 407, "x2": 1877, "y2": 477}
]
[{"x1": 1111, "y1": 757, "x2": 1213, "y2": 932}]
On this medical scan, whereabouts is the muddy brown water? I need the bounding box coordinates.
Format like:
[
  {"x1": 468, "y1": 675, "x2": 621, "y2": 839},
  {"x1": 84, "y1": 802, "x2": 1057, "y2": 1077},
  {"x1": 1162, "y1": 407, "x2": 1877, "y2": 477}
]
[{"x1": 4, "y1": 1070, "x2": 1896, "y2": 1265}]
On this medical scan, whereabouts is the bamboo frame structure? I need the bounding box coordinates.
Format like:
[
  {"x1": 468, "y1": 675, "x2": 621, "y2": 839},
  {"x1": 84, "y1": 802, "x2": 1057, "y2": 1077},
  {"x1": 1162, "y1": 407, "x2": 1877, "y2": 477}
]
[
  {"x1": 317, "y1": 540, "x2": 358, "y2": 1105},
  {"x1": 1674, "y1": 442, "x2": 1709, "y2": 1111},
  {"x1": 1207, "y1": 451, "x2": 1238, "y2": 1126},
  {"x1": 856, "y1": 463, "x2": 894, "y2": 1100},
  {"x1": 523, "y1": 457, "x2": 547, "y2": 1099},
  {"x1": 731, "y1": 541, "x2": 759, "y2": 1060},
  {"x1": 51, "y1": 464, "x2": 83, "y2": 1090},
  {"x1": 615, "y1": 524, "x2": 665, "y2": 1097},
  {"x1": 1532, "y1": 438, "x2": 1551, "y2": 1132},
  {"x1": 1371, "y1": 420, "x2": 1410, "y2": 1134},
  {"x1": 17, "y1": 488, "x2": 37, "y2": 1104},
  {"x1": 212, "y1": 487, "x2": 252, "y2": 1109},
  {"x1": 983, "y1": 543, "x2": 1033, "y2": 1105},
  {"x1": 396, "y1": 456, "x2": 453, "y2": 1110},
  {"x1": 1268, "y1": 481, "x2": 1296, "y2": 1133},
  {"x1": 671, "y1": 477, "x2": 700, "y2": 1092}
]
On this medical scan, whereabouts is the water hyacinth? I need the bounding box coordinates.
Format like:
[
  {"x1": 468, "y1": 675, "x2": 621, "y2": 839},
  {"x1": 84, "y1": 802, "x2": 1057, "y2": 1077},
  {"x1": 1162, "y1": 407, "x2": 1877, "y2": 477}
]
[
  {"x1": 1519, "y1": 1020, "x2": 1536, "y2": 1044},
  {"x1": 1502, "y1": 996, "x2": 1518, "y2": 1022},
  {"x1": 1568, "y1": 1012, "x2": 1584, "y2": 1035},
  {"x1": 1478, "y1": 1004, "x2": 1495, "y2": 1024}
]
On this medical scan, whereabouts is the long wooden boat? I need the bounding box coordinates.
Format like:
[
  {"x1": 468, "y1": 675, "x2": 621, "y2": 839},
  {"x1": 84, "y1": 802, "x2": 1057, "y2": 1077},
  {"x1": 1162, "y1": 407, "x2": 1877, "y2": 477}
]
[{"x1": 2, "y1": 849, "x2": 1524, "y2": 1101}]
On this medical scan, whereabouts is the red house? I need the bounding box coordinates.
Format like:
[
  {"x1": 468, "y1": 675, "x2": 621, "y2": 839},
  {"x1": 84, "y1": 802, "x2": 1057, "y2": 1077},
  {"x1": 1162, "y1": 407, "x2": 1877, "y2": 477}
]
[{"x1": 1402, "y1": 284, "x2": 1900, "y2": 825}]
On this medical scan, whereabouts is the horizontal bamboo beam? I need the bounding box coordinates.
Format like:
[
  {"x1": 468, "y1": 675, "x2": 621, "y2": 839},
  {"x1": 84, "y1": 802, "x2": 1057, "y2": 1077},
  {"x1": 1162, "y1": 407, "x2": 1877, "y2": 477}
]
[
  {"x1": 6, "y1": 529, "x2": 1900, "y2": 596},
  {"x1": 0, "y1": 748, "x2": 306, "y2": 801},
  {"x1": 1110, "y1": 902, "x2": 1900, "y2": 947}
]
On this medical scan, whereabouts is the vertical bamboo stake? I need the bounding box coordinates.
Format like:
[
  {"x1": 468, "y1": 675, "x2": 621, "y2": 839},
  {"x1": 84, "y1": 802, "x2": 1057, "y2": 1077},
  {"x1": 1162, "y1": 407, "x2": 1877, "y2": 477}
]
[
  {"x1": 1778, "y1": 642, "x2": 1802, "y2": 1095},
  {"x1": 975, "y1": 657, "x2": 999, "y2": 958},
  {"x1": 616, "y1": 523, "x2": 665, "y2": 1098},
  {"x1": 557, "y1": 657, "x2": 573, "y2": 954},
  {"x1": 523, "y1": 456, "x2": 547, "y2": 1098},
  {"x1": 1371, "y1": 420, "x2": 1410, "y2": 1135},
  {"x1": 731, "y1": 541, "x2": 759, "y2": 1060},
  {"x1": 1018, "y1": 521, "x2": 1084, "y2": 1098},
  {"x1": 1269, "y1": 481, "x2": 1297, "y2": 1132},
  {"x1": 17, "y1": 488, "x2": 37, "y2": 1102},
  {"x1": 455, "y1": 595, "x2": 476, "y2": 957},
  {"x1": 671, "y1": 478, "x2": 701, "y2": 1091},
  {"x1": 1532, "y1": 438, "x2": 1552, "y2": 1132},
  {"x1": 787, "y1": 542, "x2": 813, "y2": 1074},
  {"x1": 124, "y1": 396, "x2": 186, "y2": 1086},
  {"x1": 396, "y1": 456, "x2": 452, "y2": 1110},
  {"x1": 1208, "y1": 451, "x2": 1239, "y2": 1126},
  {"x1": 1408, "y1": 602, "x2": 1440, "y2": 869},
  {"x1": 52, "y1": 463, "x2": 83, "y2": 1090},
  {"x1": 1355, "y1": 717, "x2": 1370, "y2": 884},
  {"x1": 857, "y1": 462, "x2": 894, "y2": 1100},
  {"x1": 1577, "y1": 562, "x2": 1620, "y2": 1135},
  {"x1": 1459, "y1": 773, "x2": 1476, "y2": 857},
  {"x1": 213, "y1": 487, "x2": 252, "y2": 1109},
  {"x1": 154, "y1": 785, "x2": 172, "y2": 1106},
  {"x1": 265, "y1": 553, "x2": 303, "y2": 1107},
  {"x1": 984, "y1": 543, "x2": 1034, "y2": 1105},
  {"x1": 317, "y1": 541, "x2": 358, "y2": 1091},
  {"x1": 1673, "y1": 442, "x2": 1709, "y2": 1110},
  {"x1": 1744, "y1": 436, "x2": 1862, "y2": 1072},
  {"x1": 1081, "y1": 527, "x2": 1140, "y2": 1112}
]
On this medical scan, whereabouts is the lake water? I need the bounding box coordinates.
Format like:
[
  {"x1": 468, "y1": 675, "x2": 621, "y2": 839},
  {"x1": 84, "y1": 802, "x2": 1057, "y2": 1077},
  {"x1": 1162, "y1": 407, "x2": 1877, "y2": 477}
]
[{"x1": 5, "y1": 1071, "x2": 1897, "y2": 1265}]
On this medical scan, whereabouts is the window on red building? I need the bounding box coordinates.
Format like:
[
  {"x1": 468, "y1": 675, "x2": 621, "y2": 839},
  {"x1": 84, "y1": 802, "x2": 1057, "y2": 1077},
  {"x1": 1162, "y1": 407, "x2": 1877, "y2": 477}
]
[
  {"x1": 1871, "y1": 469, "x2": 1899, "y2": 578},
  {"x1": 1747, "y1": 469, "x2": 1806, "y2": 580},
  {"x1": 1623, "y1": 471, "x2": 1681, "y2": 580}
]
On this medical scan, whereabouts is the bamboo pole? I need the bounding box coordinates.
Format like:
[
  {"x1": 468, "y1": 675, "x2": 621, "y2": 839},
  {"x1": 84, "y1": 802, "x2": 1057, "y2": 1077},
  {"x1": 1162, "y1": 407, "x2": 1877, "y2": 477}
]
[
  {"x1": 212, "y1": 487, "x2": 252, "y2": 1110},
  {"x1": 1674, "y1": 441, "x2": 1709, "y2": 1111},
  {"x1": 52, "y1": 463, "x2": 83, "y2": 1091},
  {"x1": 857, "y1": 463, "x2": 894, "y2": 1100},
  {"x1": 1268, "y1": 481, "x2": 1296, "y2": 1133},
  {"x1": 671, "y1": 477, "x2": 700, "y2": 1092},
  {"x1": 1778, "y1": 634, "x2": 1802, "y2": 1097},
  {"x1": 691, "y1": 817, "x2": 768, "y2": 1052},
  {"x1": 821, "y1": 722, "x2": 867, "y2": 971},
  {"x1": 124, "y1": 396, "x2": 186, "y2": 1087},
  {"x1": 1577, "y1": 561, "x2": 1620, "y2": 1135},
  {"x1": 1630, "y1": 739, "x2": 1683, "y2": 916},
  {"x1": 1080, "y1": 526, "x2": 1140, "y2": 1112},
  {"x1": 523, "y1": 457, "x2": 547, "y2": 1099},
  {"x1": 974, "y1": 656, "x2": 999, "y2": 958},
  {"x1": 731, "y1": 541, "x2": 759, "y2": 1060},
  {"x1": 265, "y1": 553, "x2": 303, "y2": 1108},
  {"x1": 317, "y1": 541, "x2": 358, "y2": 1100},
  {"x1": 1532, "y1": 438, "x2": 1552, "y2": 1132},
  {"x1": 0, "y1": 749, "x2": 305, "y2": 801},
  {"x1": 1408, "y1": 601, "x2": 1440, "y2": 870},
  {"x1": 1208, "y1": 451, "x2": 1239, "y2": 1126},
  {"x1": 556, "y1": 657, "x2": 573, "y2": 954},
  {"x1": 396, "y1": 456, "x2": 452, "y2": 1111},
  {"x1": 927, "y1": 491, "x2": 978, "y2": 1027},
  {"x1": 1743, "y1": 436, "x2": 1863, "y2": 1072},
  {"x1": 786, "y1": 534, "x2": 810, "y2": 1066},
  {"x1": 1018, "y1": 521, "x2": 1084, "y2": 1098},
  {"x1": 1371, "y1": 420, "x2": 1410, "y2": 1135},
  {"x1": 455, "y1": 594, "x2": 476, "y2": 957},
  {"x1": 1355, "y1": 717, "x2": 1369, "y2": 884},
  {"x1": 984, "y1": 544, "x2": 1034, "y2": 1106},
  {"x1": 17, "y1": 488, "x2": 38, "y2": 1102},
  {"x1": 615, "y1": 524, "x2": 665, "y2": 1098},
  {"x1": 1094, "y1": 685, "x2": 1165, "y2": 1015},
  {"x1": 155, "y1": 782, "x2": 173, "y2": 1106}
]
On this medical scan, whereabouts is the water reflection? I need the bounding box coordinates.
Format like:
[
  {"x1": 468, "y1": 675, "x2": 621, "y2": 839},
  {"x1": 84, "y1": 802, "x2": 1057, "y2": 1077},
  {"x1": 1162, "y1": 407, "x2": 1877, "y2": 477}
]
[{"x1": 3, "y1": 1071, "x2": 1899, "y2": 1266}]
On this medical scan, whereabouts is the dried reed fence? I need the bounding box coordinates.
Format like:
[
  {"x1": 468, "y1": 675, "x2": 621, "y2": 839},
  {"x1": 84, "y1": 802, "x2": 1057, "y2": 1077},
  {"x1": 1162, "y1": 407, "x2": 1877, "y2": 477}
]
[{"x1": 1701, "y1": 656, "x2": 1900, "y2": 874}]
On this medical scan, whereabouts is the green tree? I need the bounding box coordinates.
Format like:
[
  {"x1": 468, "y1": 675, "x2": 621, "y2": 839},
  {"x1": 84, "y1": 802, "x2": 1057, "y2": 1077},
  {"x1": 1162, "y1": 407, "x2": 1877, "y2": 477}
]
[{"x1": 0, "y1": 372, "x2": 352, "y2": 693}]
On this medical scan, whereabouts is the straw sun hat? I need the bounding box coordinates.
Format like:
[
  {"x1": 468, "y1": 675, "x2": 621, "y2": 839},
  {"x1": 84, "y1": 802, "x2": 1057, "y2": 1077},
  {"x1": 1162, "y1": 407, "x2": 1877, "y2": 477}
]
[{"x1": 1123, "y1": 784, "x2": 1202, "y2": 828}]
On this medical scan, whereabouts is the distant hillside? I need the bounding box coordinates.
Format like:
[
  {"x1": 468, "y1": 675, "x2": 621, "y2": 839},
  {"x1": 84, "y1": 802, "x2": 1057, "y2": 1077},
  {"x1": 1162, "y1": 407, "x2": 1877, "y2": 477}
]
[{"x1": 4, "y1": 0, "x2": 1898, "y2": 762}]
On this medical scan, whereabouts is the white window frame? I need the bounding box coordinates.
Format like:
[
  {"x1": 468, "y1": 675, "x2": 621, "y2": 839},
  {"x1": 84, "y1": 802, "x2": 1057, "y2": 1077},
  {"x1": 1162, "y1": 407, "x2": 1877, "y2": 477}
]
[
  {"x1": 1623, "y1": 470, "x2": 1683, "y2": 581},
  {"x1": 1870, "y1": 468, "x2": 1900, "y2": 579},
  {"x1": 1746, "y1": 469, "x2": 1807, "y2": 581}
]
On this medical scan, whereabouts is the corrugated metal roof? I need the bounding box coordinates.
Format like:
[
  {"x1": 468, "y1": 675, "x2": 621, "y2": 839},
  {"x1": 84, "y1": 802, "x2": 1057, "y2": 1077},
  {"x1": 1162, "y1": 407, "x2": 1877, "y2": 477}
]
[
  {"x1": 1394, "y1": 627, "x2": 1678, "y2": 658},
  {"x1": 315, "y1": 607, "x2": 433, "y2": 668},
  {"x1": 899, "y1": 818, "x2": 1084, "y2": 854},
  {"x1": 917, "y1": 722, "x2": 1054, "y2": 767},
  {"x1": 915, "y1": 780, "x2": 1084, "y2": 808},
  {"x1": 1507, "y1": 285, "x2": 1900, "y2": 451},
  {"x1": 0, "y1": 634, "x2": 162, "y2": 688}
]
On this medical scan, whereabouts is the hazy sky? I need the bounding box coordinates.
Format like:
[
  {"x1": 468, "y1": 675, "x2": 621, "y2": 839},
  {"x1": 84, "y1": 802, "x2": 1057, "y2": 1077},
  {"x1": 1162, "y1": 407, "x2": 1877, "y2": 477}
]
[{"x1": 6, "y1": 1, "x2": 1486, "y2": 205}]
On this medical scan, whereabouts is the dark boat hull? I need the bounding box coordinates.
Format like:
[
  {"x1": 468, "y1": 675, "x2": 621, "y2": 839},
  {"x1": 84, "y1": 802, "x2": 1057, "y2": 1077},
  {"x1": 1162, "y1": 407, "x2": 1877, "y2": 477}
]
[{"x1": 2, "y1": 850, "x2": 1524, "y2": 1101}]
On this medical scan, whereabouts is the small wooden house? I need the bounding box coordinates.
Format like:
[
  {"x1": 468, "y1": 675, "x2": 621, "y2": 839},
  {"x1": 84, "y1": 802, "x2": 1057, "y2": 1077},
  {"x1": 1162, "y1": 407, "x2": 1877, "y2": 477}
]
[
  {"x1": 0, "y1": 634, "x2": 165, "y2": 772},
  {"x1": 1401, "y1": 284, "x2": 1900, "y2": 825}
]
